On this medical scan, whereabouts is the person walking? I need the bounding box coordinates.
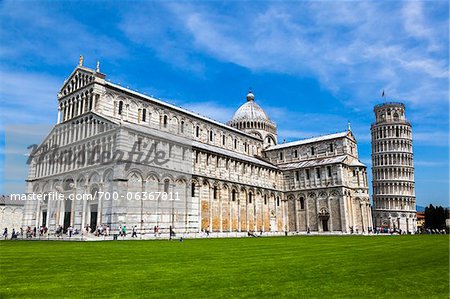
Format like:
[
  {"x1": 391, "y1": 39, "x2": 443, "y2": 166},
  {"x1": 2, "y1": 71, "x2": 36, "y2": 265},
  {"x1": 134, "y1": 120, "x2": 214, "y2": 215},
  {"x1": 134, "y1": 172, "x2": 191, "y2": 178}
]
[
  {"x1": 132, "y1": 226, "x2": 137, "y2": 238},
  {"x1": 2, "y1": 228, "x2": 7, "y2": 240}
]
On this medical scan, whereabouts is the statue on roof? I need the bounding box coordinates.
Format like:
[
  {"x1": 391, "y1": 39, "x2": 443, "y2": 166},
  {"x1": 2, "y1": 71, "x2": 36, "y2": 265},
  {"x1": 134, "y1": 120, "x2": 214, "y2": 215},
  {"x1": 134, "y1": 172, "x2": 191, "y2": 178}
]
[{"x1": 79, "y1": 55, "x2": 83, "y2": 66}]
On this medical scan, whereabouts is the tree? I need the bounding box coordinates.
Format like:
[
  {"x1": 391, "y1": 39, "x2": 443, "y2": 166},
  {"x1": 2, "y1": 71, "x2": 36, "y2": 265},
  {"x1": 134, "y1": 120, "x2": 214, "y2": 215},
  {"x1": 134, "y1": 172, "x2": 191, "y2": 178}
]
[{"x1": 424, "y1": 204, "x2": 448, "y2": 229}]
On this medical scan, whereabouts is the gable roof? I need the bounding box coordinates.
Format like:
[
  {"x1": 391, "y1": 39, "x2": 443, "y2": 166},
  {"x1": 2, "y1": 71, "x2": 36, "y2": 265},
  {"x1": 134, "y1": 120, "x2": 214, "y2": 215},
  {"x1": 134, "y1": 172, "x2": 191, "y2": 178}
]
[{"x1": 265, "y1": 131, "x2": 355, "y2": 151}]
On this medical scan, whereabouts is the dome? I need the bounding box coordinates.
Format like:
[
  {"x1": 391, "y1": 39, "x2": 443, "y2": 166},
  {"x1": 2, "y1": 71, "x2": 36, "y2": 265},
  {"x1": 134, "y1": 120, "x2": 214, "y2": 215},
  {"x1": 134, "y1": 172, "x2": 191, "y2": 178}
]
[{"x1": 230, "y1": 92, "x2": 270, "y2": 122}]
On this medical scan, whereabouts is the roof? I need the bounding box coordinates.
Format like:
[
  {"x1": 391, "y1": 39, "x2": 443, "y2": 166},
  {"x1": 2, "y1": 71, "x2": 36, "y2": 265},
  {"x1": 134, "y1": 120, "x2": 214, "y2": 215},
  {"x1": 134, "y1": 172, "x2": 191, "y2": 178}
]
[
  {"x1": 229, "y1": 92, "x2": 272, "y2": 122},
  {"x1": 0, "y1": 196, "x2": 25, "y2": 206},
  {"x1": 105, "y1": 81, "x2": 261, "y2": 141},
  {"x1": 277, "y1": 155, "x2": 366, "y2": 170},
  {"x1": 266, "y1": 131, "x2": 351, "y2": 150},
  {"x1": 192, "y1": 141, "x2": 277, "y2": 169},
  {"x1": 277, "y1": 155, "x2": 347, "y2": 170}
]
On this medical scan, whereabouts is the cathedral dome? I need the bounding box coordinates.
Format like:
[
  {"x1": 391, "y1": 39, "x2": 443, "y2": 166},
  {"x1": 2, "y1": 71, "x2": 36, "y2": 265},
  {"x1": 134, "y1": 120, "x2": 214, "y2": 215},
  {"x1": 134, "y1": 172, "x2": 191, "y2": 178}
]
[{"x1": 230, "y1": 92, "x2": 270, "y2": 122}]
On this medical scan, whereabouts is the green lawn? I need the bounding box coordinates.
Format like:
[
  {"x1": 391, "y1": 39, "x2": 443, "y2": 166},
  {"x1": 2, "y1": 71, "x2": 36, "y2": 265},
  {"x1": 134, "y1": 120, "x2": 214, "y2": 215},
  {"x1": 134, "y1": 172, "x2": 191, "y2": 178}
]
[{"x1": 0, "y1": 235, "x2": 448, "y2": 298}]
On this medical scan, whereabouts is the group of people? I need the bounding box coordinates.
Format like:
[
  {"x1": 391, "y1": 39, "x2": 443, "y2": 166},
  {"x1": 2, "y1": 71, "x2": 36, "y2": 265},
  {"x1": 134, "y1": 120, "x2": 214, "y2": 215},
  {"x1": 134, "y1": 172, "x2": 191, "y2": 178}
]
[{"x1": 3, "y1": 227, "x2": 20, "y2": 240}]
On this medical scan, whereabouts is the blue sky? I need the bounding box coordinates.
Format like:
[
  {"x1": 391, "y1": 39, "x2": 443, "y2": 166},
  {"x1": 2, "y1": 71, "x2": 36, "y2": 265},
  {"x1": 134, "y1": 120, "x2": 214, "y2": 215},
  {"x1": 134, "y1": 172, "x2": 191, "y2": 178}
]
[{"x1": 0, "y1": 1, "x2": 448, "y2": 207}]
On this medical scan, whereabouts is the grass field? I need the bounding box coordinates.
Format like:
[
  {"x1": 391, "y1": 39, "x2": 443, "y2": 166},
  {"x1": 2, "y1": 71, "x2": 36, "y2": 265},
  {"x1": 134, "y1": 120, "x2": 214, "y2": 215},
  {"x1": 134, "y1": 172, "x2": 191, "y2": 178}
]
[{"x1": 0, "y1": 235, "x2": 448, "y2": 298}]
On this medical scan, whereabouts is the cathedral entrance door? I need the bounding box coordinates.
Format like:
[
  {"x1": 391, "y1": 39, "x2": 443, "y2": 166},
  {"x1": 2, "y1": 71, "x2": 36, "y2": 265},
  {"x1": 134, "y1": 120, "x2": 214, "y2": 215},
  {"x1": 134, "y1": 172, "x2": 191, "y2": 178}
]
[
  {"x1": 322, "y1": 219, "x2": 329, "y2": 232},
  {"x1": 90, "y1": 204, "x2": 98, "y2": 232}
]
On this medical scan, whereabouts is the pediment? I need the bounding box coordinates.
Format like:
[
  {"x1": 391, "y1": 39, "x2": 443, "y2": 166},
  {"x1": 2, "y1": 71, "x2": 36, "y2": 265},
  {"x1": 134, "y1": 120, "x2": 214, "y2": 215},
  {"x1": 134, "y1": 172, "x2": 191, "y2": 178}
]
[{"x1": 58, "y1": 66, "x2": 96, "y2": 98}]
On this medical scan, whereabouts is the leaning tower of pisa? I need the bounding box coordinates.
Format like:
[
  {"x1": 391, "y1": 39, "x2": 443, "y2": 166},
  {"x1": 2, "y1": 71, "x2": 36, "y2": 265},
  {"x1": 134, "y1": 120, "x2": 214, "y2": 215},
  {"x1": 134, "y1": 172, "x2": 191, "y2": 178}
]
[{"x1": 371, "y1": 102, "x2": 416, "y2": 233}]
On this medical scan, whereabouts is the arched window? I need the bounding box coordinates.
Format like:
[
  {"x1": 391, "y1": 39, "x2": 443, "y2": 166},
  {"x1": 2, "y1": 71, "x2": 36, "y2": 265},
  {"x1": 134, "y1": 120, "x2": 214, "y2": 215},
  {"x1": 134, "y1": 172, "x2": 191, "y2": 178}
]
[
  {"x1": 393, "y1": 113, "x2": 399, "y2": 121},
  {"x1": 191, "y1": 182, "x2": 196, "y2": 197},
  {"x1": 248, "y1": 192, "x2": 253, "y2": 204},
  {"x1": 396, "y1": 127, "x2": 400, "y2": 137},
  {"x1": 311, "y1": 146, "x2": 315, "y2": 155},
  {"x1": 222, "y1": 135, "x2": 226, "y2": 145},
  {"x1": 118, "y1": 101, "x2": 123, "y2": 115},
  {"x1": 196, "y1": 126, "x2": 200, "y2": 137},
  {"x1": 164, "y1": 179, "x2": 170, "y2": 193},
  {"x1": 264, "y1": 195, "x2": 267, "y2": 205},
  {"x1": 232, "y1": 190, "x2": 237, "y2": 202},
  {"x1": 279, "y1": 152, "x2": 283, "y2": 160},
  {"x1": 209, "y1": 131, "x2": 213, "y2": 141},
  {"x1": 213, "y1": 186, "x2": 218, "y2": 199},
  {"x1": 180, "y1": 121, "x2": 184, "y2": 133},
  {"x1": 300, "y1": 197, "x2": 305, "y2": 209},
  {"x1": 163, "y1": 115, "x2": 168, "y2": 128},
  {"x1": 276, "y1": 196, "x2": 280, "y2": 207},
  {"x1": 293, "y1": 149, "x2": 298, "y2": 158},
  {"x1": 142, "y1": 108, "x2": 146, "y2": 122}
]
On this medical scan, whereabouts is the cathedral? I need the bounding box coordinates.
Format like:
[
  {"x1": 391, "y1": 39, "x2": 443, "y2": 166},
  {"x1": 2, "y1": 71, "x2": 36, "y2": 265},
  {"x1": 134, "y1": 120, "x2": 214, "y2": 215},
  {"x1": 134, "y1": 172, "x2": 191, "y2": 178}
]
[{"x1": 23, "y1": 60, "x2": 373, "y2": 236}]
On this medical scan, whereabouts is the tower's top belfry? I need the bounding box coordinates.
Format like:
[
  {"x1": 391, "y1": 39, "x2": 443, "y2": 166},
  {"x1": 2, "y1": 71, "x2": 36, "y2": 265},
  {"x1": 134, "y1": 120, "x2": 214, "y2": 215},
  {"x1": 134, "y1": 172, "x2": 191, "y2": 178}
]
[{"x1": 373, "y1": 102, "x2": 407, "y2": 124}]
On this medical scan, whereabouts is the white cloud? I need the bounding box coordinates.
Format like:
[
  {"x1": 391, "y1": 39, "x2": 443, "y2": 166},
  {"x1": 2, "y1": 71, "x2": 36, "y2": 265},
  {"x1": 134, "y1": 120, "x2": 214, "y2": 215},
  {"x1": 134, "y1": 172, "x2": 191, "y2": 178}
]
[
  {"x1": 137, "y1": 1, "x2": 448, "y2": 114},
  {"x1": 0, "y1": 69, "x2": 60, "y2": 126}
]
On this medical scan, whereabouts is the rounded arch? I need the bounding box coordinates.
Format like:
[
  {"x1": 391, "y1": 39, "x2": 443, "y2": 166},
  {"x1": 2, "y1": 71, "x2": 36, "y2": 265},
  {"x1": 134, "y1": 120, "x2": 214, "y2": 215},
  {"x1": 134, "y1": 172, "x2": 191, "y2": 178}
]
[
  {"x1": 102, "y1": 169, "x2": 113, "y2": 183},
  {"x1": 127, "y1": 170, "x2": 143, "y2": 183},
  {"x1": 88, "y1": 172, "x2": 101, "y2": 183},
  {"x1": 63, "y1": 177, "x2": 75, "y2": 191}
]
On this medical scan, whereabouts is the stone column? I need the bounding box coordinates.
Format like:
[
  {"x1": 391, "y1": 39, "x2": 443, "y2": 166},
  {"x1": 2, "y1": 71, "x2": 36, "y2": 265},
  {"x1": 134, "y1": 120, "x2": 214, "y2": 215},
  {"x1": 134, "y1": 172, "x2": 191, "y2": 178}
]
[
  {"x1": 327, "y1": 197, "x2": 333, "y2": 232},
  {"x1": 69, "y1": 101, "x2": 73, "y2": 120},
  {"x1": 219, "y1": 187, "x2": 223, "y2": 233},
  {"x1": 315, "y1": 197, "x2": 320, "y2": 232},
  {"x1": 295, "y1": 198, "x2": 299, "y2": 232},
  {"x1": 57, "y1": 106, "x2": 61, "y2": 124},
  {"x1": 339, "y1": 193, "x2": 348, "y2": 233},
  {"x1": 209, "y1": 186, "x2": 212, "y2": 232},
  {"x1": 305, "y1": 196, "x2": 310, "y2": 230}
]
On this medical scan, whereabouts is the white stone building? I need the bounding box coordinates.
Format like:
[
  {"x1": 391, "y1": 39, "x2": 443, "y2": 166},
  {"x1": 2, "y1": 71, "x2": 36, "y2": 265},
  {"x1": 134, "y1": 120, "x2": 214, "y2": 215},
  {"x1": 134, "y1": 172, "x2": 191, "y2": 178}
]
[
  {"x1": 0, "y1": 195, "x2": 24, "y2": 234},
  {"x1": 371, "y1": 102, "x2": 417, "y2": 232},
  {"x1": 22, "y1": 61, "x2": 373, "y2": 236}
]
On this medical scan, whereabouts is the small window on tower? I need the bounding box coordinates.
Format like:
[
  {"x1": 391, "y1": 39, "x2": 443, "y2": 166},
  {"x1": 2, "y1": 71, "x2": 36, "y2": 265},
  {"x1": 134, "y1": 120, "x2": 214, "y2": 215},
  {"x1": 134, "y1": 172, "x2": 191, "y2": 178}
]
[
  {"x1": 327, "y1": 166, "x2": 332, "y2": 177},
  {"x1": 293, "y1": 149, "x2": 298, "y2": 158},
  {"x1": 142, "y1": 108, "x2": 146, "y2": 122},
  {"x1": 311, "y1": 147, "x2": 315, "y2": 155},
  {"x1": 329, "y1": 143, "x2": 333, "y2": 152},
  {"x1": 316, "y1": 168, "x2": 321, "y2": 179},
  {"x1": 306, "y1": 169, "x2": 310, "y2": 180}
]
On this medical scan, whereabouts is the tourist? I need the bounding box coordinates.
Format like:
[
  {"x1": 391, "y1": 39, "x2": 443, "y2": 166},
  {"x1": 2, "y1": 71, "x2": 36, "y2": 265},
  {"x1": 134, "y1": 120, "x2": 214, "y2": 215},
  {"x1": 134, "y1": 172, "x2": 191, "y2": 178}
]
[
  {"x1": 122, "y1": 226, "x2": 127, "y2": 237},
  {"x1": 132, "y1": 226, "x2": 137, "y2": 238},
  {"x1": 68, "y1": 226, "x2": 73, "y2": 238},
  {"x1": 3, "y1": 228, "x2": 8, "y2": 240},
  {"x1": 11, "y1": 228, "x2": 16, "y2": 240}
]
